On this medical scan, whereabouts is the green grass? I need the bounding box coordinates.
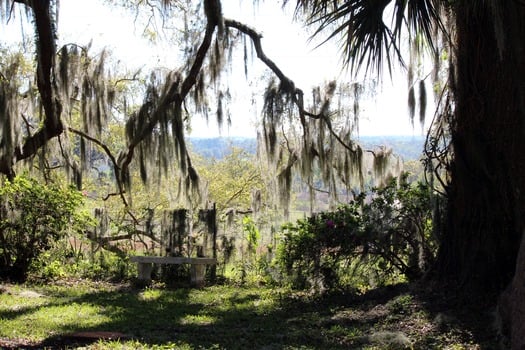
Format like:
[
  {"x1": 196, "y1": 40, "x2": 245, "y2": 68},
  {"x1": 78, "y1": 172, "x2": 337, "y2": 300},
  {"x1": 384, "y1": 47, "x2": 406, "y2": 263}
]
[{"x1": 0, "y1": 281, "x2": 498, "y2": 349}]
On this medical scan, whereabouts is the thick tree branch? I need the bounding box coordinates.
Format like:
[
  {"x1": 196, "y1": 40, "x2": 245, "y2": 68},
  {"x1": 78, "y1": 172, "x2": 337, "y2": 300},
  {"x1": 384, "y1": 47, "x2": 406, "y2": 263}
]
[
  {"x1": 12, "y1": 0, "x2": 63, "y2": 166},
  {"x1": 127, "y1": 0, "x2": 219, "y2": 148},
  {"x1": 118, "y1": 0, "x2": 221, "y2": 187}
]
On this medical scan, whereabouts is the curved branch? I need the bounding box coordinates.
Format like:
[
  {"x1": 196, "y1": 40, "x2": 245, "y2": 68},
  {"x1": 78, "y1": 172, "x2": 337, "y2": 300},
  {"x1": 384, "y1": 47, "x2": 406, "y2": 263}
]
[
  {"x1": 225, "y1": 18, "x2": 360, "y2": 155},
  {"x1": 225, "y1": 19, "x2": 296, "y2": 93}
]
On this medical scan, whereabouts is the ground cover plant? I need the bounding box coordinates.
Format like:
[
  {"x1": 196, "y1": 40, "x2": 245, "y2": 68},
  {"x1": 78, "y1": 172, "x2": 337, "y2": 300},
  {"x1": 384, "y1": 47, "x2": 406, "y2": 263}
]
[{"x1": 0, "y1": 280, "x2": 499, "y2": 349}]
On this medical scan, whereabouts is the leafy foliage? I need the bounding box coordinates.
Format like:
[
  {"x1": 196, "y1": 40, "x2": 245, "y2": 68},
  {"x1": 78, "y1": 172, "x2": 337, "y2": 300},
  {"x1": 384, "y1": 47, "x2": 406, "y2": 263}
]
[
  {"x1": 31, "y1": 242, "x2": 135, "y2": 282},
  {"x1": 0, "y1": 175, "x2": 94, "y2": 282},
  {"x1": 276, "y1": 173, "x2": 436, "y2": 291},
  {"x1": 196, "y1": 146, "x2": 265, "y2": 211},
  {"x1": 242, "y1": 216, "x2": 260, "y2": 256}
]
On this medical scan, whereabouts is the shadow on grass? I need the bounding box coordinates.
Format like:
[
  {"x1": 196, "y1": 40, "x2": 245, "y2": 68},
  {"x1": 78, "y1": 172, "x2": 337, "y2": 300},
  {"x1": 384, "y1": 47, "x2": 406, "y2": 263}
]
[
  {"x1": 408, "y1": 280, "x2": 501, "y2": 349},
  {"x1": 1, "y1": 280, "x2": 500, "y2": 349}
]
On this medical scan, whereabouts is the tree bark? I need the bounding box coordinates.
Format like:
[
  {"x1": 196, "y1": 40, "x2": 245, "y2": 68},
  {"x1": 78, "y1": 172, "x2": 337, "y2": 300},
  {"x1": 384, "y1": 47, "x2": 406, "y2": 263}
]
[
  {"x1": 436, "y1": 3, "x2": 525, "y2": 345},
  {"x1": 499, "y1": 231, "x2": 525, "y2": 349},
  {"x1": 435, "y1": 2, "x2": 525, "y2": 291},
  {"x1": 509, "y1": 239, "x2": 525, "y2": 350},
  {"x1": 1, "y1": 0, "x2": 63, "y2": 177}
]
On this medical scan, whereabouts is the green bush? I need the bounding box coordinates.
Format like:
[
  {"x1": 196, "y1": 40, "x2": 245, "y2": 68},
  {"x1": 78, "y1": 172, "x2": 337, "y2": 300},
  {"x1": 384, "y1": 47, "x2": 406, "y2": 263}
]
[
  {"x1": 275, "y1": 173, "x2": 437, "y2": 291},
  {"x1": 276, "y1": 199, "x2": 364, "y2": 291},
  {"x1": 30, "y1": 239, "x2": 135, "y2": 282},
  {"x1": 361, "y1": 174, "x2": 436, "y2": 280},
  {"x1": 0, "y1": 174, "x2": 94, "y2": 282}
]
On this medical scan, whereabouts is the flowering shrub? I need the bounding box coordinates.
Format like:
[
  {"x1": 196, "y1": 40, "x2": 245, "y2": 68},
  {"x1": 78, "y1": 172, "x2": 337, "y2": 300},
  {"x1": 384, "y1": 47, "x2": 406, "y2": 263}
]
[
  {"x1": 276, "y1": 200, "x2": 364, "y2": 290},
  {"x1": 275, "y1": 173, "x2": 437, "y2": 291}
]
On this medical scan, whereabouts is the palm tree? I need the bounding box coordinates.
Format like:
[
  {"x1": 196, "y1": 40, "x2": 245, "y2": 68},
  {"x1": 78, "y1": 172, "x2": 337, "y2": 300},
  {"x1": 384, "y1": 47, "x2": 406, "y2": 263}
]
[{"x1": 286, "y1": 0, "x2": 525, "y2": 347}]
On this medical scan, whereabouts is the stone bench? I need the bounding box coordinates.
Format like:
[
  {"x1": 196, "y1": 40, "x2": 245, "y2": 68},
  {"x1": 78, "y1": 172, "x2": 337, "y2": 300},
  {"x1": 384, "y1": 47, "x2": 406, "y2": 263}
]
[{"x1": 130, "y1": 256, "x2": 217, "y2": 287}]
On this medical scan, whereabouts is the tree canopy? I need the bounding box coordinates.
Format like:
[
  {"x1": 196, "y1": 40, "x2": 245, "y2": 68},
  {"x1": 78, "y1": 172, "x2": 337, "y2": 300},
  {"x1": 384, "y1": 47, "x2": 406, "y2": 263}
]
[{"x1": 0, "y1": 0, "x2": 401, "y2": 213}]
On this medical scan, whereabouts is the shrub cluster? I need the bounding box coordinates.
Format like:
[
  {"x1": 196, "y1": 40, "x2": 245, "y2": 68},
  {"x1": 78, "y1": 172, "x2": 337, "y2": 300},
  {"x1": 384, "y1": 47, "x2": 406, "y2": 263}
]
[
  {"x1": 0, "y1": 175, "x2": 94, "y2": 282},
  {"x1": 275, "y1": 173, "x2": 437, "y2": 291}
]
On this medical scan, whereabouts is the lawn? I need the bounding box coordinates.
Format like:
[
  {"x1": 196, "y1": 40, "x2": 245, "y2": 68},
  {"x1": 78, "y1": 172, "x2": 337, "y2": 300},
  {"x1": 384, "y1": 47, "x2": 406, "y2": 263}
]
[{"x1": 0, "y1": 280, "x2": 499, "y2": 349}]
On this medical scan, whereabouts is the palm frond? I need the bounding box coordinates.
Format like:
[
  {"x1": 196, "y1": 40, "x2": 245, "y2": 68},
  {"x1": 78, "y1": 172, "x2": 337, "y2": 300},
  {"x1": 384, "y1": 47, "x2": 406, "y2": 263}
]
[
  {"x1": 288, "y1": 0, "x2": 443, "y2": 76},
  {"x1": 399, "y1": 0, "x2": 442, "y2": 53}
]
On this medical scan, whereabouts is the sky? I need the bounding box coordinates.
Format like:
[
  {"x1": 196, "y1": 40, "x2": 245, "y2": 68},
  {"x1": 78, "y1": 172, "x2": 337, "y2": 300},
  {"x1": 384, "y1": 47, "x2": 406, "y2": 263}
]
[{"x1": 3, "y1": 0, "x2": 430, "y2": 138}]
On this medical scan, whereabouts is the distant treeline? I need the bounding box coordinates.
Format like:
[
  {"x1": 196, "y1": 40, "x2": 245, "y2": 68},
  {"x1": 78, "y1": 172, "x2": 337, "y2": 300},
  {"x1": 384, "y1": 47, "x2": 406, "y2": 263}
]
[
  {"x1": 188, "y1": 137, "x2": 257, "y2": 159},
  {"x1": 188, "y1": 135, "x2": 425, "y2": 161}
]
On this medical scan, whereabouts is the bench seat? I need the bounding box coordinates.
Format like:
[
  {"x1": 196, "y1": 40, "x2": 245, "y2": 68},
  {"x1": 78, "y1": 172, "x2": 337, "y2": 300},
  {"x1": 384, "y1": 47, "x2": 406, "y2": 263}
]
[{"x1": 130, "y1": 256, "x2": 217, "y2": 287}]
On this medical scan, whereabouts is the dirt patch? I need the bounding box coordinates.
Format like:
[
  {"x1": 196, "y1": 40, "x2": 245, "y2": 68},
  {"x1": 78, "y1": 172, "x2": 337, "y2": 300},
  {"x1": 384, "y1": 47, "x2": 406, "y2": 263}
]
[
  {"x1": 0, "y1": 284, "x2": 46, "y2": 299},
  {"x1": 0, "y1": 332, "x2": 130, "y2": 349}
]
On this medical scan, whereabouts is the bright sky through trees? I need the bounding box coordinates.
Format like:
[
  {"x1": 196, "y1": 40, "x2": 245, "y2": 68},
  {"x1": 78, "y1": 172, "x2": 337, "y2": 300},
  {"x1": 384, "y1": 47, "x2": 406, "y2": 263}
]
[{"x1": 2, "y1": 0, "x2": 430, "y2": 138}]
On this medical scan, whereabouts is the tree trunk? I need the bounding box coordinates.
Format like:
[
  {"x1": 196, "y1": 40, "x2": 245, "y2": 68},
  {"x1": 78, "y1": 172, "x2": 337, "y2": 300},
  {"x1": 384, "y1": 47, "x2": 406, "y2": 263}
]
[
  {"x1": 499, "y1": 231, "x2": 525, "y2": 349},
  {"x1": 435, "y1": 2, "x2": 525, "y2": 291}
]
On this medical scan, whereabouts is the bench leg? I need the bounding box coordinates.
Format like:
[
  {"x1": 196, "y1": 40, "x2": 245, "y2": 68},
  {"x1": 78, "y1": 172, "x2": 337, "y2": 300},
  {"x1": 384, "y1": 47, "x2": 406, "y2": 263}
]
[
  {"x1": 137, "y1": 262, "x2": 153, "y2": 282},
  {"x1": 190, "y1": 264, "x2": 206, "y2": 287}
]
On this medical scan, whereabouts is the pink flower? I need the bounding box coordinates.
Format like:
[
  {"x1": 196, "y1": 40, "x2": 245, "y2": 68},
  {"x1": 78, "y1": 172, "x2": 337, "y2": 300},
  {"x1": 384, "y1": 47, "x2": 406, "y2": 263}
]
[{"x1": 326, "y1": 220, "x2": 335, "y2": 229}]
